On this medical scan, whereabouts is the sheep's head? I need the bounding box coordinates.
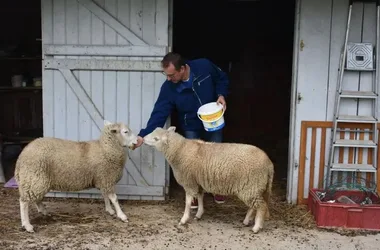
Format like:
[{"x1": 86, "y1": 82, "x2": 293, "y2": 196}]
[
  {"x1": 103, "y1": 120, "x2": 138, "y2": 149},
  {"x1": 143, "y1": 126, "x2": 176, "y2": 150}
]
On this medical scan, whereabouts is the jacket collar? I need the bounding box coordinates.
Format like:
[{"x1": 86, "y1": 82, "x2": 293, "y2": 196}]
[{"x1": 174, "y1": 61, "x2": 205, "y2": 92}]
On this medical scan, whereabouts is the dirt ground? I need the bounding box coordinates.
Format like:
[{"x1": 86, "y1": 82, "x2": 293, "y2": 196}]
[{"x1": 1, "y1": 182, "x2": 380, "y2": 250}]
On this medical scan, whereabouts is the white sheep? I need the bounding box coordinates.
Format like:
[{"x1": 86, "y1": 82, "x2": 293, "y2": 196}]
[
  {"x1": 14, "y1": 120, "x2": 138, "y2": 233},
  {"x1": 143, "y1": 126, "x2": 274, "y2": 233}
]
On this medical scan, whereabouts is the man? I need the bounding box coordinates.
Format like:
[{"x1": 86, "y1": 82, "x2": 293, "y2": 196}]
[{"x1": 134, "y1": 52, "x2": 230, "y2": 209}]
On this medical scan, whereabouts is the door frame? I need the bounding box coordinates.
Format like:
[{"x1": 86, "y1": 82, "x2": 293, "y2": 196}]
[
  {"x1": 286, "y1": 0, "x2": 301, "y2": 204},
  {"x1": 168, "y1": 0, "x2": 301, "y2": 203}
]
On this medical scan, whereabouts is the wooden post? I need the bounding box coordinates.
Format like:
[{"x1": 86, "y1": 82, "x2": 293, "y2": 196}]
[{"x1": 0, "y1": 134, "x2": 5, "y2": 183}]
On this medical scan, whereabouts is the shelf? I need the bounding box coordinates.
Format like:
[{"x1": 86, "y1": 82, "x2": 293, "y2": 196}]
[
  {"x1": 0, "y1": 57, "x2": 42, "y2": 60},
  {"x1": 0, "y1": 87, "x2": 42, "y2": 91}
]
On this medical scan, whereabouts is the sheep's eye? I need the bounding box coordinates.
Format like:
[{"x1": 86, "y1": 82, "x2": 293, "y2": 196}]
[
  {"x1": 154, "y1": 137, "x2": 159, "y2": 141},
  {"x1": 124, "y1": 130, "x2": 128, "y2": 134}
]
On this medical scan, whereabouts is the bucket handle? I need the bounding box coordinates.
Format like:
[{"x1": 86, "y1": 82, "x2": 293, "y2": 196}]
[{"x1": 197, "y1": 105, "x2": 225, "y2": 123}]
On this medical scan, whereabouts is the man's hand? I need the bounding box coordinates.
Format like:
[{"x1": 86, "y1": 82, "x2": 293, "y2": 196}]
[
  {"x1": 217, "y1": 95, "x2": 227, "y2": 111},
  {"x1": 132, "y1": 136, "x2": 144, "y2": 150}
]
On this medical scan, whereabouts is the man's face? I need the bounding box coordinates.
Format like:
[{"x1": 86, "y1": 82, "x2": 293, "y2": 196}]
[{"x1": 163, "y1": 62, "x2": 185, "y2": 83}]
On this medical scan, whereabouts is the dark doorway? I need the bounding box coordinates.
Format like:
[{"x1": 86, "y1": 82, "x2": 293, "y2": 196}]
[
  {"x1": 170, "y1": 0, "x2": 296, "y2": 190},
  {"x1": 0, "y1": 0, "x2": 43, "y2": 183}
]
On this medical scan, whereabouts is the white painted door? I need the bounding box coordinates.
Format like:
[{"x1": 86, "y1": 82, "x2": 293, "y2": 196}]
[
  {"x1": 41, "y1": 0, "x2": 170, "y2": 200},
  {"x1": 287, "y1": 0, "x2": 334, "y2": 203}
]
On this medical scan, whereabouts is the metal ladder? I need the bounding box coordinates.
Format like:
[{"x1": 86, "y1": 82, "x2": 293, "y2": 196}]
[{"x1": 326, "y1": 0, "x2": 380, "y2": 188}]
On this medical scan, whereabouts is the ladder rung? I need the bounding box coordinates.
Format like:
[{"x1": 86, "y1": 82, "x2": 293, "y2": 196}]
[
  {"x1": 350, "y1": 0, "x2": 378, "y2": 3},
  {"x1": 334, "y1": 139, "x2": 377, "y2": 147},
  {"x1": 336, "y1": 115, "x2": 377, "y2": 123},
  {"x1": 336, "y1": 129, "x2": 375, "y2": 133},
  {"x1": 344, "y1": 68, "x2": 376, "y2": 72},
  {"x1": 330, "y1": 163, "x2": 377, "y2": 172},
  {"x1": 340, "y1": 91, "x2": 378, "y2": 99}
]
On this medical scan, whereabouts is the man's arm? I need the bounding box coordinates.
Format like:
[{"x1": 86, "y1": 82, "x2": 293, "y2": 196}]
[
  {"x1": 138, "y1": 83, "x2": 174, "y2": 138},
  {"x1": 208, "y1": 60, "x2": 229, "y2": 98}
]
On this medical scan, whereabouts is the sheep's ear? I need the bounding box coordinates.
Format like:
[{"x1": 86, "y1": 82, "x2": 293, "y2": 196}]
[
  {"x1": 104, "y1": 120, "x2": 112, "y2": 126},
  {"x1": 162, "y1": 134, "x2": 169, "y2": 145},
  {"x1": 167, "y1": 126, "x2": 176, "y2": 132}
]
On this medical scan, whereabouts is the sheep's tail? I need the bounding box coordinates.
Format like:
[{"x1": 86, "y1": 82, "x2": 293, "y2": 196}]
[{"x1": 264, "y1": 163, "x2": 274, "y2": 204}]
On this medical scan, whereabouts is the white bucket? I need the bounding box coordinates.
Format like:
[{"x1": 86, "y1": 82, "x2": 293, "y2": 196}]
[{"x1": 197, "y1": 102, "x2": 225, "y2": 132}]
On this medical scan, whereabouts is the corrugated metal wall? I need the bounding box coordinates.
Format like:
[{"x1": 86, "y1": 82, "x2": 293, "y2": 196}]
[
  {"x1": 289, "y1": 0, "x2": 378, "y2": 203},
  {"x1": 41, "y1": 0, "x2": 169, "y2": 200}
]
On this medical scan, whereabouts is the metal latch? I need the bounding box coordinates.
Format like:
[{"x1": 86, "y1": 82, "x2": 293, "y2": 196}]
[{"x1": 297, "y1": 93, "x2": 302, "y2": 104}]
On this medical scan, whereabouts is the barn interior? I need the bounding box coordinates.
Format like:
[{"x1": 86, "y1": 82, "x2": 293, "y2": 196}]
[
  {"x1": 170, "y1": 0, "x2": 296, "y2": 197},
  {"x1": 0, "y1": 0, "x2": 43, "y2": 182}
]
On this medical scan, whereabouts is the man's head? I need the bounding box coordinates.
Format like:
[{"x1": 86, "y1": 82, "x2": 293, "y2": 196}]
[{"x1": 161, "y1": 52, "x2": 187, "y2": 83}]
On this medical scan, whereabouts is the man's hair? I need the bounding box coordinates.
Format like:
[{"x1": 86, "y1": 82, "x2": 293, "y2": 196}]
[{"x1": 161, "y1": 52, "x2": 186, "y2": 71}]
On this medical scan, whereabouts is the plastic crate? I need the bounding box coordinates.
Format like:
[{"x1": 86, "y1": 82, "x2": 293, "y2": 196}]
[{"x1": 308, "y1": 188, "x2": 380, "y2": 230}]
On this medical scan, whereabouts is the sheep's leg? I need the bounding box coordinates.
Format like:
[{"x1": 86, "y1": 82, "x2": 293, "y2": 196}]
[
  {"x1": 102, "y1": 193, "x2": 115, "y2": 216},
  {"x1": 265, "y1": 206, "x2": 270, "y2": 220},
  {"x1": 263, "y1": 190, "x2": 270, "y2": 220},
  {"x1": 179, "y1": 193, "x2": 193, "y2": 225},
  {"x1": 243, "y1": 208, "x2": 255, "y2": 226},
  {"x1": 35, "y1": 201, "x2": 48, "y2": 216},
  {"x1": 252, "y1": 201, "x2": 268, "y2": 234},
  {"x1": 20, "y1": 199, "x2": 34, "y2": 233},
  {"x1": 194, "y1": 191, "x2": 204, "y2": 220},
  {"x1": 107, "y1": 192, "x2": 128, "y2": 222}
]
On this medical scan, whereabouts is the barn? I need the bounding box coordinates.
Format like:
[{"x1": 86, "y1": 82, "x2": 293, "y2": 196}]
[{"x1": 0, "y1": 0, "x2": 378, "y2": 204}]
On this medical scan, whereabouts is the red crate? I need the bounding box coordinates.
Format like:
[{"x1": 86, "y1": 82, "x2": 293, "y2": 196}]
[{"x1": 308, "y1": 188, "x2": 380, "y2": 230}]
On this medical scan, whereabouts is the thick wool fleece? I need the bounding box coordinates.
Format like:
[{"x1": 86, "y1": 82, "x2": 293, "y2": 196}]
[
  {"x1": 161, "y1": 132, "x2": 274, "y2": 209},
  {"x1": 15, "y1": 124, "x2": 127, "y2": 202}
]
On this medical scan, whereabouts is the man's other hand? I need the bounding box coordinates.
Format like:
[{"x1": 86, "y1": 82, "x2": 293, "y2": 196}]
[{"x1": 217, "y1": 95, "x2": 226, "y2": 111}]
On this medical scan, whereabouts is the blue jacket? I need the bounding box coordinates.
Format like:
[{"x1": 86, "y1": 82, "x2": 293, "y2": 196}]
[{"x1": 138, "y1": 58, "x2": 229, "y2": 137}]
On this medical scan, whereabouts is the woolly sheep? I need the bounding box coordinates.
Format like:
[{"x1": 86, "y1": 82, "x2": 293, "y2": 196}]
[
  {"x1": 14, "y1": 120, "x2": 138, "y2": 233},
  {"x1": 143, "y1": 126, "x2": 274, "y2": 233}
]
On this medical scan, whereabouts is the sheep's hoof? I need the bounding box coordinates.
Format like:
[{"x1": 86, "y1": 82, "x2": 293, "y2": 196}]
[
  {"x1": 178, "y1": 220, "x2": 187, "y2": 226},
  {"x1": 252, "y1": 225, "x2": 262, "y2": 234},
  {"x1": 120, "y1": 217, "x2": 129, "y2": 223},
  {"x1": 194, "y1": 216, "x2": 201, "y2": 221},
  {"x1": 118, "y1": 214, "x2": 128, "y2": 222},
  {"x1": 41, "y1": 211, "x2": 51, "y2": 217},
  {"x1": 23, "y1": 224, "x2": 34, "y2": 233},
  {"x1": 243, "y1": 220, "x2": 251, "y2": 226},
  {"x1": 38, "y1": 210, "x2": 48, "y2": 216}
]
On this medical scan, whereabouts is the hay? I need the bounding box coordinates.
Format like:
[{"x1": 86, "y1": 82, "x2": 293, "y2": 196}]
[{"x1": 268, "y1": 183, "x2": 316, "y2": 229}]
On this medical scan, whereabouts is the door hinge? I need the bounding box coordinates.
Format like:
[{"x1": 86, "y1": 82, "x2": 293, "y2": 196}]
[
  {"x1": 297, "y1": 92, "x2": 302, "y2": 104},
  {"x1": 300, "y1": 39, "x2": 305, "y2": 51}
]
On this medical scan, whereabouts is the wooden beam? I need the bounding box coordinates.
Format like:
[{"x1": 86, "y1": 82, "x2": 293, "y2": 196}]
[
  {"x1": 47, "y1": 185, "x2": 164, "y2": 197},
  {"x1": 0, "y1": 163, "x2": 4, "y2": 184},
  {"x1": 297, "y1": 121, "x2": 307, "y2": 205},
  {"x1": 77, "y1": 0, "x2": 147, "y2": 46},
  {"x1": 59, "y1": 69, "x2": 104, "y2": 130},
  {"x1": 0, "y1": 134, "x2": 4, "y2": 183},
  {"x1": 44, "y1": 45, "x2": 167, "y2": 57},
  {"x1": 127, "y1": 156, "x2": 149, "y2": 187},
  {"x1": 45, "y1": 59, "x2": 162, "y2": 72}
]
